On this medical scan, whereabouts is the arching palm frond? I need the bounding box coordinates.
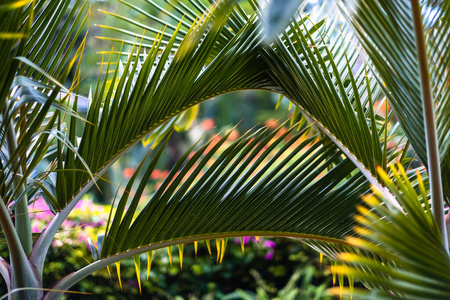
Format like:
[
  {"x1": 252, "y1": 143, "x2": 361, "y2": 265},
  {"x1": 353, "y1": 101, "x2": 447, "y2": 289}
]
[
  {"x1": 261, "y1": 11, "x2": 390, "y2": 177},
  {"x1": 39, "y1": 0, "x2": 408, "y2": 293},
  {"x1": 100, "y1": 0, "x2": 397, "y2": 180},
  {"x1": 47, "y1": 123, "x2": 370, "y2": 299},
  {"x1": 32, "y1": 0, "x2": 274, "y2": 272},
  {"x1": 99, "y1": 0, "x2": 404, "y2": 195}
]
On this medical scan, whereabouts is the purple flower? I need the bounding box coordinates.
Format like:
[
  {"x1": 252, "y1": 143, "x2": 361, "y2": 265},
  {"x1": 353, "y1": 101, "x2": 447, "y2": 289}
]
[
  {"x1": 62, "y1": 220, "x2": 75, "y2": 228},
  {"x1": 264, "y1": 251, "x2": 274, "y2": 260},
  {"x1": 263, "y1": 240, "x2": 276, "y2": 249},
  {"x1": 234, "y1": 236, "x2": 251, "y2": 245},
  {"x1": 32, "y1": 225, "x2": 41, "y2": 233}
]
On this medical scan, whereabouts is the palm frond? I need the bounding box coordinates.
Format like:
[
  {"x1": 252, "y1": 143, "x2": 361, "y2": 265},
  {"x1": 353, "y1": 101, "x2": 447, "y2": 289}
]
[
  {"x1": 338, "y1": 0, "x2": 450, "y2": 170},
  {"x1": 32, "y1": 0, "x2": 273, "y2": 272},
  {"x1": 260, "y1": 8, "x2": 402, "y2": 191},
  {"x1": 46, "y1": 123, "x2": 371, "y2": 298},
  {"x1": 56, "y1": 0, "x2": 272, "y2": 208},
  {"x1": 101, "y1": 124, "x2": 368, "y2": 256},
  {"x1": 101, "y1": 0, "x2": 400, "y2": 181},
  {"x1": 333, "y1": 164, "x2": 450, "y2": 299}
]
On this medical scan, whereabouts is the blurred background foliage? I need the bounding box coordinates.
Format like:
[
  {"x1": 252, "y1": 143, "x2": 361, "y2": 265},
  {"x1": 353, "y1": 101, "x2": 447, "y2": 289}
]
[{"x1": 0, "y1": 0, "x2": 347, "y2": 298}]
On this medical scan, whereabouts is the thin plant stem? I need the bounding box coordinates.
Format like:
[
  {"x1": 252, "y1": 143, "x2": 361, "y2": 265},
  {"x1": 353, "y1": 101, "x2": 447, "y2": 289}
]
[
  {"x1": 411, "y1": 0, "x2": 448, "y2": 251},
  {"x1": 2, "y1": 107, "x2": 32, "y2": 256},
  {"x1": 0, "y1": 197, "x2": 41, "y2": 299}
]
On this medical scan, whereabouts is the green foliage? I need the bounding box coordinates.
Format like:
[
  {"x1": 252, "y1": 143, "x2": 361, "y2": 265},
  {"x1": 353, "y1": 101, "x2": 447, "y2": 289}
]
[
  {"x1": 2, "y1": 197, "x2": 333, "y2": 299},
  {"x1": 0, "y1": 0, "x2": 449, "y2": 299},
  {"x1": 334, "y1": 164, "x2": 450, "y2": 299},
  {"x1": 51, "y1": 237, "x2": 333, "y2": 299}
]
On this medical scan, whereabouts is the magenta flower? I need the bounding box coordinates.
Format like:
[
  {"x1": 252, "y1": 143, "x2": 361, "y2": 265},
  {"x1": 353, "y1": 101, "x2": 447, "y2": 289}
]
[
  {"x1": 263, "y1": 240, "x2": 276, "y2": 249},
  {"x1": 233, "y1": 236, "x2": 251, "y2": 245},
  {"x1": 32, "y1": 225, "x2": 41, "y2": 233},
  {"x1": 29, "y1": 198, "x2": 54, "y2": 221},
  {"x1": 264, "y1": 251, "x2": 274, "y2": 260}
]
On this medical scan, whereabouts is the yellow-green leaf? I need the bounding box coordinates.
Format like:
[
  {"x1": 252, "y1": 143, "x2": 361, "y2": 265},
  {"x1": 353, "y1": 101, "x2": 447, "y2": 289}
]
[
  {"x1": 134, "y1": 255, "x2": 142, "y2": 295},
  {"x1": 167, "y1": 246, "x2": 173, "y2": 267},
  {"x1": 174, "y1": 105, "x2": 199, "y2": 132},
  {"x1": 116, "y1": 262, "x2": 122, "y2": 291},
  {"x1": 147, "y1": 251, "x2": 153, "y2": 281}
]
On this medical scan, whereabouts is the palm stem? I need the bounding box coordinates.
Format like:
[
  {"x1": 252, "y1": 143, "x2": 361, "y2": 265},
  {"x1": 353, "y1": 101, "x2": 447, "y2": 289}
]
[
  {"x1": 2, "y1": 105, "x2": 32, "y2": 256},
  {"x1": 411, "y1": 0, "x2": 448, "y2": 251},
  {"x1": 31, "y1": 177, "x2": 99, "y2": 275},
  {"x1": 0, "y1": 197, "x2": 41, "y2": 299}
]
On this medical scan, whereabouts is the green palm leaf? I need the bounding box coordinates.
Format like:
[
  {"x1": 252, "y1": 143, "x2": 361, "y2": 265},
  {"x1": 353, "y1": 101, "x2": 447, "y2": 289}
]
[
  {"x1": 102, "y1": 124, "x2": 367, "y2": 255},
  {"x1": 262, "y1": 12, "x2": 388, "y2": 176},
  {"x1": 339, "y1": 0, "x2": 449, "y2": 249},
  {"x1": 333, "y1": 164, "x2": 450, "y2": 299},
  {"x1": 38, "y1": 0, "x2": 404, "y2": 285},
  {"x1": 47, "y1": 123, "x2": 370, "y2": 298},
  {"x1": 99, "y1": 0, "x2": 398, "y2": 184},
  {"x1": 32, "y1": 0, "x2": 272, "y2": 272},
  {"x1": 339, "y1": 0, "x2": 450, "y2": 169},
  {"x1": 32, "y1": 1, "x2": 438, "y2": 297},
  {"x1": 56, "y1": 0, "x2": 272, "y2": 208},
  {"x1": 0, "y1": 0, "x2": 89, "y2": 260}
]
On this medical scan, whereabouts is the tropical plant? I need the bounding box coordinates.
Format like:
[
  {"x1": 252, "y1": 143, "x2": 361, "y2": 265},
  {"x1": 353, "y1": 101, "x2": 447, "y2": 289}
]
[{"x1": 0, "y1": 0, "x2": 449, "y2": 299}]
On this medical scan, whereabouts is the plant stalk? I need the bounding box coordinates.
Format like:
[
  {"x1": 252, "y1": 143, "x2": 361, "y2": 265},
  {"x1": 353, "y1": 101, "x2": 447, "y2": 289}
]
[
  {"x1": 30, "y1": 179, "x2": 97, "y2": 276},
  {"x1": 411, "y1": 0, "x2": 448, "y2": 251},
  {"x1": 0, "y1": 197, "x2": 42, "y2": 299},
  {"x1": 4, "y1": 114, "x2": 32, "y2": 256}
]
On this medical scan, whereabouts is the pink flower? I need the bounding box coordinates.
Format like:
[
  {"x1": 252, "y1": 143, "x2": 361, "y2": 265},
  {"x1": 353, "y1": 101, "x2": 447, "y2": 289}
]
[
  {"x1": 29, "y1": 198, "x2": 54, "y2": 220},
  {"x1": 264, "y1": 251, "x2": 274, "y2": 260},
  {"x1": 123, "y1": 168, "x2": 135, "y2": 178},
  {"x1": 151, "y1": 169, "x2": 161, "y2": 180},
  {"x1": 32, "y1": 225, "x2": 41, "y2": 233},
  {"x1": 263, "y1": 240, "x2": 276, "y2": 249},
  {"x1": 201, "y1": 118, "x2": 215, "y2": 131}
]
